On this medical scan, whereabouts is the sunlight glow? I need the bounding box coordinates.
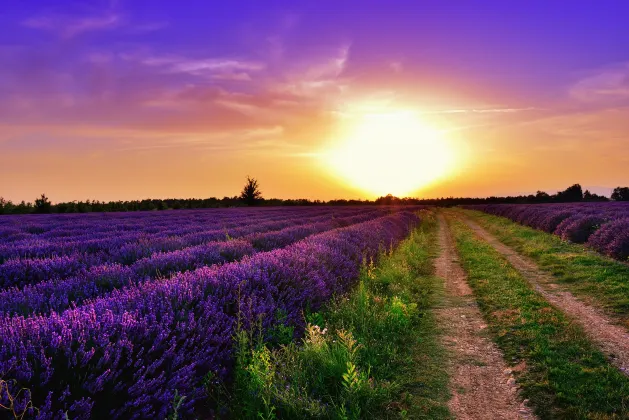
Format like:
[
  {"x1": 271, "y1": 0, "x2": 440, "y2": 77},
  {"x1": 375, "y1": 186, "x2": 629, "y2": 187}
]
[{"x1": 322, "y1": 110, "x2": 455, "y2": 197}]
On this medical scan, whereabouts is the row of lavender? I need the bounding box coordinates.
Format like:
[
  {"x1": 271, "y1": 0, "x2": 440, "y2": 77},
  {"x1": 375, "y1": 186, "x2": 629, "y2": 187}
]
[
  {"x1": 0, "y1": 207, "x2": 340, "y2": 239},
  {"x1": 0, "y1": 210, "x2": 420, "y2": 419},
  {"x1": 0, "y1": 209, "x2": 292, "y2": 243},
  {"x1": 0, "y1": 210, "x2": 384, "y2": 317},
  {"x1": 464, "y1": 203, "x2": 629, "y2": 261},
  {"x1": 0, "y1": 207, "x2": 377, "y2": 259},
  {"x1": 0, "y1": 208, "x2": 384, "y2": 289}
]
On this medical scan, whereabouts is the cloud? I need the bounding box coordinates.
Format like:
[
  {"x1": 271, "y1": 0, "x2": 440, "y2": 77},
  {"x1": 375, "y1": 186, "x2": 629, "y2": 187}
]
[
  {"x1": 422, "y1": 107, "x2": 538, "y2": 114},
  {"x1": 23, "y1": 13, "x2": 121, "y2": 38},
  {"x1": 1, "y1": 15, "x2": 356, "y2": 163},
  {"x1": 522, "y1": 106, "x2": 629, "y2": 143},
  {"x1": 271, "y1": 43, "x2": 351, "y2": 99},
  {"x1": 570, "y1": 62, "x2": 629, "y2": 103},
  {"x1": 171, "y1": 59, "x2": 264, "y2": 75},
  {"x1": 211, "y1": 72, "x2": 252, "y2": 81},
  {"x1": 127, "y1": 22, "x2": 169, "y2": 34},
  {"x1": 302, "y1": 44, "x2": 350, "y2": 81},
  {"x1": 130, "y1": 54, "x2": 265, "y2": 79},
  {"x1": 113, "y1": 125, "x2": 286, "y2": 152},
  {"x1": 389, "y1": 61, "x2": 403, "y2": 73}
]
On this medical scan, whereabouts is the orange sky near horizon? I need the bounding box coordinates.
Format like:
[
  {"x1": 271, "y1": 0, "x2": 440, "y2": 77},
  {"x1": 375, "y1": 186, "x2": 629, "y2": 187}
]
[{"x1": 1, "y1": 2, "x2": 629, "y2": 203}]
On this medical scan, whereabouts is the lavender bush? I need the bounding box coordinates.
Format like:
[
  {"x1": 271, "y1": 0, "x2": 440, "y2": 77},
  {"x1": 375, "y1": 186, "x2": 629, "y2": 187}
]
[{"x1": 465, "y1": 203, "x2": 629, "y2": 261}]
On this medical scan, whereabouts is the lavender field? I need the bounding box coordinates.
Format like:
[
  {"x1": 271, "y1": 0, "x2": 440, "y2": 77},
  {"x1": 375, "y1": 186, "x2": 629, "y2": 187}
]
[
  {"x1": 464, "y1": 202, "x2": 629, "y2": 261},
  {"x1": 0, "y1": 207, "x2": 420, "y2": 418}
]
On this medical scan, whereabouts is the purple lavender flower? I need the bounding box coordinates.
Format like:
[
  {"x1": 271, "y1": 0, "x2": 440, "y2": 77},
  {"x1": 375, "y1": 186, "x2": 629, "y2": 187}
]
[
  {"x1": 465, "y1": 202, "x2": 629, "y2": 261},
  {"x1": 0, "y1": 209, "x2": 419, "y2": 418}
]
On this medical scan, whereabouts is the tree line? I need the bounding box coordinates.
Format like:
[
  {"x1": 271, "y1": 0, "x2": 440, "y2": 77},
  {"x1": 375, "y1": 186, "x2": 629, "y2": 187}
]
[
  {"x1": 0, "y1": 195, "x2": 378, "y2": 215},
  {"x1": 376, "y1": 184, "x2": 629, "y2": 206},
  {"x1": 1, "y1": 183, "x2": 628, "y2": 215}
]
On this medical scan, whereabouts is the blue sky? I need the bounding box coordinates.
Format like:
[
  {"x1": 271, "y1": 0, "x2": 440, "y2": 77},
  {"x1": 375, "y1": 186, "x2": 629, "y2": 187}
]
[{"x1": 1, "y1": 1, "x2": 628, "y2": 201}]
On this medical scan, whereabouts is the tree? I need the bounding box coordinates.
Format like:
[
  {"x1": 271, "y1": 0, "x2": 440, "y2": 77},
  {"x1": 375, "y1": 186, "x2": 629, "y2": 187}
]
[
  {"x1": 34, "y1": 194, "x2": 52, "y2": 213},
  {"x1": 612, "y1": 187, "x2": 629, "y2": 201},
  {"x1": 556, "y1": 184, "x2": 583, "y2": 202},
  {"x1": 240, "y1": 176, "x2": 263, "y2": 206},
  {"x1": 583, "y1": 190, "x2": 593, "y2": 201},
  {"x1": 535, "y1": 191, "x2": 551, "y2": 202}
]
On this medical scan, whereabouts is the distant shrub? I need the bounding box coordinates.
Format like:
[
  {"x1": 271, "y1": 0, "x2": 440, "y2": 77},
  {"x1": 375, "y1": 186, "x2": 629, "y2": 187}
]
[
  {"x1": 555, "y1": 215, "x2": 605, "y2": 243},
  {"x1": 538, "y1": 211, "x2": 573, "y2": 233},
  {"x1": 587, "y1": 218, "x2": 629, "y2": 258},
  {"x1": 607, "y1": 230, "x2": 629, "y2": 261}
]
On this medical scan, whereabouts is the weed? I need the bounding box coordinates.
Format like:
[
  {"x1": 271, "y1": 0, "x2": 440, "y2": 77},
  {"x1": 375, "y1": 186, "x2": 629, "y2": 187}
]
[{"x1": 0, "y1": 378, "x2": 39, "y2": 420}]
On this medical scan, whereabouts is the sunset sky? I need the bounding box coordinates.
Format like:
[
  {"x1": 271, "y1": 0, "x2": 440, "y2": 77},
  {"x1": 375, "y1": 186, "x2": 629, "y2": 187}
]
[{"x1": 1, "y1": 1, "x2": 628, "y2": 202}]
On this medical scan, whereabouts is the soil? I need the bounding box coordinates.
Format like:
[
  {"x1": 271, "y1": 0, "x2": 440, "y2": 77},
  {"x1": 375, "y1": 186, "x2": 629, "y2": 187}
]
[
  {"x1": 435, "y1": 214, "x2": 535, "y2": 419},
  {"x1": 461, "y1": 215, "x2": 629, "y2": 375}
]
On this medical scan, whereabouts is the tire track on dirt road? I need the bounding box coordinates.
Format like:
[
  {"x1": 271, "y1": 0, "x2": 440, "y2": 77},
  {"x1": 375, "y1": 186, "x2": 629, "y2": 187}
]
[
  {"x1": 435, "y1": 214, "x2": 534, "y2": 420},
  {"x1": 459, "y1": 213, "x2": 629, "y2": 376}
]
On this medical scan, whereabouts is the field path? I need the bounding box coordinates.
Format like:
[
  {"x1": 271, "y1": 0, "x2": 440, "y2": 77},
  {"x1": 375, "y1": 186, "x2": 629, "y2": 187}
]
[
  {"x1": 459, "y1": 213, "x2": 629, "y2": 375},
  {"x1": 435, "y1": 214, "x2": 534, "y2": 419}
]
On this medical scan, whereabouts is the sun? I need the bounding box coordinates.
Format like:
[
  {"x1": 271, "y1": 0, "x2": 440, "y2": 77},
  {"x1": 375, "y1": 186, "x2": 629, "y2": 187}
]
[{"x1": 321, "y1": 109, "x2": 455, "y2": 197}]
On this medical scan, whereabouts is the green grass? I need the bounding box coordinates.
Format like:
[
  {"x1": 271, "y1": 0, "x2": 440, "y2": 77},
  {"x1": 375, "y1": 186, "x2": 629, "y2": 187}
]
[
  {"x1": 458, "y1": 209, "x2": 629, "y2": 324},
  {"x1": 222, "y1": 212, "x2": 452, "y2": 419},
  {"x1": 448, "y1": 216, "x2": 629, "y2": 419}
]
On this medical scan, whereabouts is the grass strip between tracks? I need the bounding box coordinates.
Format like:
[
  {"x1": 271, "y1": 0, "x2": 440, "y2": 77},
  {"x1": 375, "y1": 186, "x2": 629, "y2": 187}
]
[
  {"x1": 449, "y1": 216, "x2": 629, "y2": 420},
  {"x1": 459, "y1": 209, "x2": 629, "y2": 325}
]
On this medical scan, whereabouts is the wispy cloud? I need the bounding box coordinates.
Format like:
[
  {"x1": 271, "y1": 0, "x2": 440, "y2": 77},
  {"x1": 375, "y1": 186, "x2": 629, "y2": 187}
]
[
  {"x1": 271, "y1": 43, "x2": 351, "y2": 99},
  {"x1": 421, "y1": 107, "x2": 538, "y2": 115},
  {"x1": 131, "y1": 54, "x2": 265, "y2": 79},
  {"x1": 570, "y1": 62, "x2": 629, "y2": 103},
  {"x1": 389, "y1": 61, "x2": 403, "y2": 73},
  {"x1": 302, "y1": 44, "x2": 350, "y2": 81},
  {"x1": 211, "y1": 72, "x2": 252, "y2": 81},
  {"x1": 171, "y1": 58, "x2": 265, "y2": 75},
  {"x1": 127, "y1": 22, "x2": 169, "y2": 34},
  {"x1": 23, "y1": 13, "x2": 121, "y2": 38}
]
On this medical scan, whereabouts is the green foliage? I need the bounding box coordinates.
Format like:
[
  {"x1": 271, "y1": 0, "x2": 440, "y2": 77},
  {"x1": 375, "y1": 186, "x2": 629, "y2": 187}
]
[
  {"x1": 220, "y1": 212, "x2": 451, "y2": 419},
  {"x1": 267, "y1": 310, "x2": 295, "y2": 347},
  {"x1": 305, "y1": 311, "x2": 326, "y2": 330},
  {"x1": 449, "y1": 216, "x2": 629, "y2": 419}
]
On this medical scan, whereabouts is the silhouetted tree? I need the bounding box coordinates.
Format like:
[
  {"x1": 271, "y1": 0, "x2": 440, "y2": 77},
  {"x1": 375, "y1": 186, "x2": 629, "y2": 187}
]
[
  {"x1": 612, "y1": 187, "x2": 629, "y2": 201},
  {"x1": 376, "y1": 194, "x2": 398, "y2": 205},
  {"x1": 535, "y1": 191, "x2": 551, "y2": 202},
  {"x1": 556, "y1": 184, "x2": 583, "y2": 202},
  {"x1": 240, "y1": 176, "x2": 263, "y2": 206},
  {"x1": 582, "y1": 190, "x2": 608, "y2": 202},
  {"x1": 34, "y1": 194, "x2": 52, "y2": 213}
]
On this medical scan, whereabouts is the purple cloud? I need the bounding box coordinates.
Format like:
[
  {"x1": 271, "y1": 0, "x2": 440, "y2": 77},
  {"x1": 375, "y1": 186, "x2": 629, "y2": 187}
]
[{"x1": 23, "y1": 13, "x2": 121, "y2": 38}]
